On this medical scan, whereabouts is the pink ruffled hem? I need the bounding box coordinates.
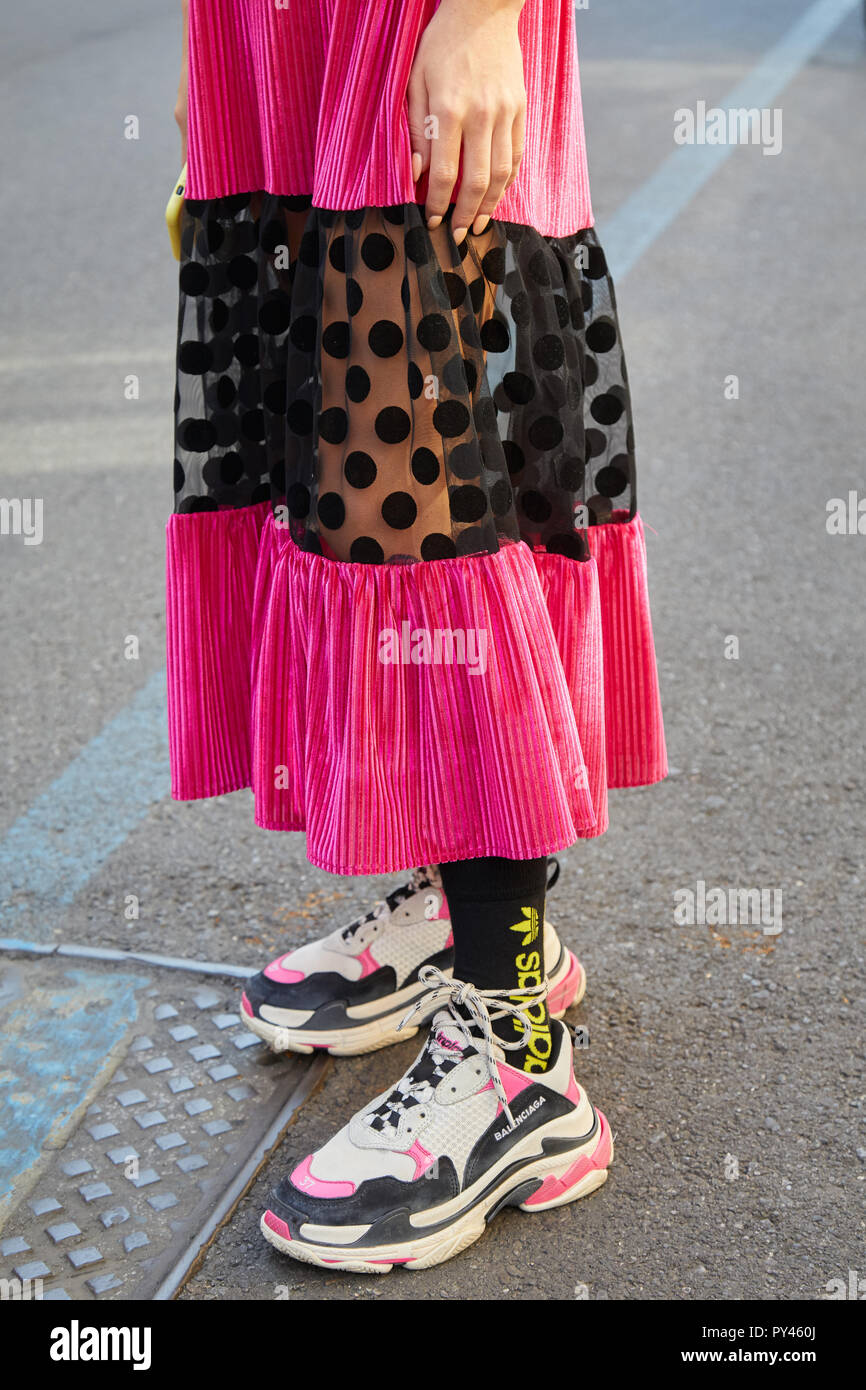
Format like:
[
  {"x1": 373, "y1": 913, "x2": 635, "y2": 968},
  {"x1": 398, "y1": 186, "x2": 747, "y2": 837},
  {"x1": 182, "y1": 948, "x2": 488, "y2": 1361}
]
[{"x1": 165, "y1": 505, "x2": 667, "y2": 874}]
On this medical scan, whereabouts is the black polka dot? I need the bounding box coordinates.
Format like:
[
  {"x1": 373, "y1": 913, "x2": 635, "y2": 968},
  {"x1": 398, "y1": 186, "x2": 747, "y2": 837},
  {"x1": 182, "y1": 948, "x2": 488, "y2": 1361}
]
[
  {"x1": 233, "y1": 334, "x2": 258, "y2": 367},
  {"x1": 449, "y1": 441, "x2": 483, "y2": 479},
  {"x1": 258, "y1": 293, "x2": 292, "y2": 335},
  {"x1": 219, "y1": 453, "x2": 244, "y2": 486},
  {"x1": 480, "y1": 317, "x2": 510, "y2": 352},
  {"x1": 481, "y1": 247, "x2": 506, "y2": 283},
  {"x1": 179, "y1": 341, "x2": 213, "y2": 374},
  {"x1": 449, "y1": 485, "x2": 488, "y2": 523},
  {"x1": 346, "y1": 277, "x2": 364, "y2": 315},
  {"x1": 346, "y1": 365, "x2": 370, "y2": 401},
  {"x1": 503, "y1": 372, "x2": 535, "y2": 404},
  {"x1": 590, "y1": 393, "x2": 625, "y2": 426},
  {"x1": 596, "y1": 462, "x2": 628, "y2": 497},
  {"x1": 407, "y1": 362, "x2": 424, "y2": 399},
  {"x1": 521, "y1": 490, "x2": 552, "y2": 523},
  {"x1": 351, "y1": 536, "x2": 384, "y2": 563},
  {"x1": 375, "y1": 406, "x2": 411, "y2": 443},
  {"x1": 179, "y1": 418, "x2": 217, "y2": 452},
  {"x1": 411, "y1": 448, "x2": 440, "y2": 485},
  {"x1": 556, "y1": 456, "x2": 585, "y2": 491},
  {"x1": 433, "y1": 399, "x2": 470, "y2": 437},
  {"x1": 344, "y1": 451, "x2": 377, "y2": 488},
  {"x1": 547, "y1": 531, "x2": 588, "y2": 560},
  {"x1": 532, "y1": 334, "x2": 565, "y2": 371},
  {"x1": 586, "y1": 318, "x2": 617, "y2": 353},
  {"x1": 322, "y1": 321, "x2": 350, "y2": 358},
  {"x1": 317, "y1": 492, "x2": 346, "y2": 529},
  {"x1": 319, "y1": 407, "x2": 348, "y2": 443},
  {"x1": 362, "y1": 234, "x2": 395, "y2": 270},
  {"x1": 382, "y1": 492, "x2": 417, "y2": 529},
  {"x1": 528, "y1": 415, "x2": 563, "y2": 451},
  {"x1": 369, "y1": 320, "x2": 404, "y2": 357},
  {"x1": 180, "y1": 262, "x2": 209, "y2": 296},
  {"x1": 329, "y1": 236, "x2": 348, "y2": 272},
  {"x1": 444, "y1": 272, "x2": 467, "y2": 307},
  {"x1": 503, "y1": 440, "x2": 525, "y2": 475},
  {"x1": 417, "y1": 313, "x2": 452, "y2": 351},
  {"x1": 421, "y1": 533, "x2": 457, "y2": 561}
]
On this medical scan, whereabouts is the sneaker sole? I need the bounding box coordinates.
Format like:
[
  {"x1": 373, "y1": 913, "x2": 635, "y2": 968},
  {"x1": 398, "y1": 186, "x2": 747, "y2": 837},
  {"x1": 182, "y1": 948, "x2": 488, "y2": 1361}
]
[
  {"x1": 241, "y1": 947, "x2": 585, "y2": 1057},
  {"x1": 260, "y1": 1108, "x2": 612, "y2": 1273}
]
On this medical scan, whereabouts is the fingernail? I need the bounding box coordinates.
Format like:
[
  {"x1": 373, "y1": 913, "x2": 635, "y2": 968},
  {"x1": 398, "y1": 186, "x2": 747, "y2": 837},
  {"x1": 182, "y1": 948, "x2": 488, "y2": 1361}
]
[
  {"x1": 427, "y1": 214, "x2": 442, "y2": 229},
  {"x1": 472, "y1": 215, "x2": 490, "y2": 235},
  {"x1": 453, "y1": 226, "x2": 467, "y2": 245},
  {"x1": 411, "y1": 151, "x2": 422, "y2": 182}
]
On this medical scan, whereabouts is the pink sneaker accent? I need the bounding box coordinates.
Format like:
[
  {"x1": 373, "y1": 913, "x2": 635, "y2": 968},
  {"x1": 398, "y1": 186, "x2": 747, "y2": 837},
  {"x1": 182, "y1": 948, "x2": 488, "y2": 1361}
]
[
  {"x1": 521, "y1": 1110, "x2": 612, "y2": 1208},
  {"x1": 263, "y1": 957, "x2": 305, "y2": 984},
  {"x1": 240, "y1": 993, "x2": 253, "y2": 1017},
  {"x1": 444, "y1": 929, "x2": 454, "y2": 948},
  {"x1": 548, "y1": 950, "x2": 583, "y2": 1015},
  {"x1": 263, "y1": 1210, "x2": 292, "y2": 1240},
  {"x1": 402, "y1": 1139, "x2": 437, "y2": 1181},
  {"x1": 290, "y1": 1154, "x2": 356, "y2": 1199},
  {"x1": 356, "y1": 945, "x2": 380, "y2": 978},
  {"x1": 495, "y1": 1062, "x2": 536, "y2": 1112},
  {"x1": 566, "y1": 1071, "x2": 581, "y2": 1106}
]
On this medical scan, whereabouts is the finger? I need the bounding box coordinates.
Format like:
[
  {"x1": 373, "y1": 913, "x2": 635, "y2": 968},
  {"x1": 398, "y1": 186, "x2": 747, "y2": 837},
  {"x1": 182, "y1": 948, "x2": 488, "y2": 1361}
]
[
  {"x1": 425, "y1": 110, "x2": 463, "y2": 228},
  {"x1": 504, "y1": 102, "x2": 526, "y2": 190},
  {"x1": 471, "y1": 115, "x2": 513, "y2": 234},
  {"x1": 407, "y1": 68, "x2": 430, "y2": 181},
  {"x1": 451, "y1": 119, "x2": 492, "y2": 245}
]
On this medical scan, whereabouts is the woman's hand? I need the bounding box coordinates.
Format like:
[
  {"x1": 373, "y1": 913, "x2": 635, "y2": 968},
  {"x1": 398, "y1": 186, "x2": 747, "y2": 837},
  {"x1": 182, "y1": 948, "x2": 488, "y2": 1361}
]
[
  {"x1": 407, "y1": 0, "x2": 527, "y2": 244},
  {"x1": 175, "y1": 0, "x2": 189, "y2": 164}
]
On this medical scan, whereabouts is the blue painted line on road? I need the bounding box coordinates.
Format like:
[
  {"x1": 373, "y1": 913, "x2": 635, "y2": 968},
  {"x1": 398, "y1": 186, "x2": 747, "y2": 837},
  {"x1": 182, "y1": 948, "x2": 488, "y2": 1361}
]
[
  {"x1": 603, "y1": 0, "x2": 859, "y2": 280},
  {"x1": 0, "y1": 0, "x2": 857, "y2": 927},
  {"x1": 0, "y1": 965, "x2": 150, "y2": 1214},
  {"x1": 0, "y1": 671, "x2": 169, "y2": 939}
]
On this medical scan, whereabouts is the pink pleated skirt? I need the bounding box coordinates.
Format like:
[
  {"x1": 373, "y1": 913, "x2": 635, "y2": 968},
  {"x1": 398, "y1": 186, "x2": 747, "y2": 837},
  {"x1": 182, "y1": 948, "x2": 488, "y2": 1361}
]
[{"x1": 166, "y1": 194, "x2": 667, "y2": 874}]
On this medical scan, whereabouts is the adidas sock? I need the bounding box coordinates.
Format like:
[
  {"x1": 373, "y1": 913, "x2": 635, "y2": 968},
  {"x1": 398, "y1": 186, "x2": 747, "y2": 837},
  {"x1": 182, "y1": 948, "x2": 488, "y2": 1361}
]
[{"x1": 438, "y1": 856, "x2": 552, "y2": 1074}]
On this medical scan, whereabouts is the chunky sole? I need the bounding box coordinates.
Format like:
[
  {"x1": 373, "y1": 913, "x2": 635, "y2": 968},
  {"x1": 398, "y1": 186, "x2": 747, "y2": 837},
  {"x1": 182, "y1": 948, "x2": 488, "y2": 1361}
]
[
  {"x1": 260, "y1": 1108, "x2": 612, "y2": 1273},
  {"x1": 241, "y1": 947, "x2": 585, "y2": 1057}
]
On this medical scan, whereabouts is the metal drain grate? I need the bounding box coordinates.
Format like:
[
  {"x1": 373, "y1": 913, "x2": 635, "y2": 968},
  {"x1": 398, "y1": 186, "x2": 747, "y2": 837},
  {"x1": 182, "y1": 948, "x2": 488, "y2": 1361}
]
[{"x1": 0, "y1": 972, "x2": 324, "y2": 1299}]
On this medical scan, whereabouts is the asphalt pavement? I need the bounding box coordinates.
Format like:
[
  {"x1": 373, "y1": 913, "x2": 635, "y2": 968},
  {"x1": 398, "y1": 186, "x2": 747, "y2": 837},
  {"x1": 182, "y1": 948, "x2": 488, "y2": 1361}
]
[{"x1": 0, "y1": 0, "x2": 865, "y2": 1302}]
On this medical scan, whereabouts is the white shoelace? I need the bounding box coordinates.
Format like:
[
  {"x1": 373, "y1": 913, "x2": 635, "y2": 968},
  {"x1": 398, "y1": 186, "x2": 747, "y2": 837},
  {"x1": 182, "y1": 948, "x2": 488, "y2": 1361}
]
[{"x1": 398, "y1": 964, "x2": 550, "y2": 1129}]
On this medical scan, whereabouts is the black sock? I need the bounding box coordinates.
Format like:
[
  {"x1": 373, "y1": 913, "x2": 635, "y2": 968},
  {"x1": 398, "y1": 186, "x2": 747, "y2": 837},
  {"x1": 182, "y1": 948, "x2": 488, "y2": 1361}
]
[{"x1": 438, "y1": 855, "x2": 552, "y2": 1074}]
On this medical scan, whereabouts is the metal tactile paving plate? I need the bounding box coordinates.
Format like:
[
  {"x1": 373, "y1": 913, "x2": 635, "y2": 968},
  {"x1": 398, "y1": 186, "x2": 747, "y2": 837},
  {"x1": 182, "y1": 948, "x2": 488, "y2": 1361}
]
[{"x1": 0, "y1": 978, "x2": 321, "y2": 1300}]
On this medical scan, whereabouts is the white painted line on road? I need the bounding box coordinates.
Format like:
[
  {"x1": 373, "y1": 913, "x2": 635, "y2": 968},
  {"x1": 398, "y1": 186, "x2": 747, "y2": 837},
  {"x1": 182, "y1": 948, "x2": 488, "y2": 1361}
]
[{"x1": 603, "y1": 0, "x2": 860, "y2": 280}]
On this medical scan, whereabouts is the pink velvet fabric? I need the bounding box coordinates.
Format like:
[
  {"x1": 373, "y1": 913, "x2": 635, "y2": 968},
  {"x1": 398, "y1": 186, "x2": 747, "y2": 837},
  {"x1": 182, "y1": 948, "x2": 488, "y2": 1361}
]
[
  {"x1": 185, "y1": 0, "x2": 593, "y2": 238},
  {"x1": 165, "y1": 507, "x2": 667, "y2": 874}
]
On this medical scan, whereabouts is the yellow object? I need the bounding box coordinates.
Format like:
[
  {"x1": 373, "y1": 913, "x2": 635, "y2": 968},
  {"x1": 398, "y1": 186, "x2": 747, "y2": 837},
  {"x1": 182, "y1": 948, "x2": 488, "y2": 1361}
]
[{"x1": 165, "y1": 163, "x2": 187, "y2": 261}]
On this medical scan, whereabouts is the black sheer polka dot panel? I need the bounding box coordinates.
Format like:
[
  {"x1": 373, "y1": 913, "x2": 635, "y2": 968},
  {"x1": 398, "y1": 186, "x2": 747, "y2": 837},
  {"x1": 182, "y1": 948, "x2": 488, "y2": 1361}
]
[{"x1": 174, "y1": 193, "x2": 636, "y2": 565}]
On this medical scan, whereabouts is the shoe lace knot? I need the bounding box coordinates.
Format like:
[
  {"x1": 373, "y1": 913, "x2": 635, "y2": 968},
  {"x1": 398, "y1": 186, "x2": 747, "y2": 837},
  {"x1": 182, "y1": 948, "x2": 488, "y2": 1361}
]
[{"x1": 398, "y1": 964, "x2": 549, "y2": 1129}]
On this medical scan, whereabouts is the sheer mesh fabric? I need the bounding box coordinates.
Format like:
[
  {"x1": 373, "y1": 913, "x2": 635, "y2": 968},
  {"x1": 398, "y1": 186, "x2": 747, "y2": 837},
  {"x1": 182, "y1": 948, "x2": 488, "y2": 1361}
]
[{"x1": 174, "y1": 193, "x2": 636, "y2": 563}]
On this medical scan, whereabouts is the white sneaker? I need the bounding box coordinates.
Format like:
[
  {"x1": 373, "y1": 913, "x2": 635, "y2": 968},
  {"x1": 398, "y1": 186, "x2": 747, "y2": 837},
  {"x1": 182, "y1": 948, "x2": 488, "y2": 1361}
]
[
  {"x1": 261, "y1": 966, "x2": 612, "y2": 1271},
  {"x1": 241, "y1": 866, "x2": 585, "y2": 1056}
]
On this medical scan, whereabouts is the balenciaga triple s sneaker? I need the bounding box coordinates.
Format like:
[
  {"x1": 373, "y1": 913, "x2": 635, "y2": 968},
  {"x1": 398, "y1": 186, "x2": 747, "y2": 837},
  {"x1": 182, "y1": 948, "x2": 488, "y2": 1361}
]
[
  {"x1": 260, "y1": 966, "x2": 612, "y2": 1271},
  {"x1": 240, "y1": 864, "x2": 586, "y2": 1056}
]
